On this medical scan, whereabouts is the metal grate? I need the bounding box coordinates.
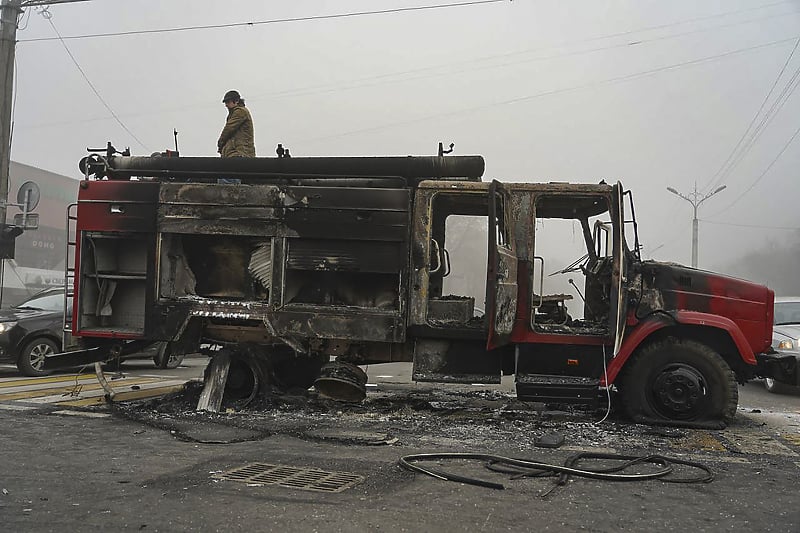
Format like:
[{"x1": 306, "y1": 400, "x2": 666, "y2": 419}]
[{"x1": 214, "y1": 463, "x2": 364, "y2": 493}]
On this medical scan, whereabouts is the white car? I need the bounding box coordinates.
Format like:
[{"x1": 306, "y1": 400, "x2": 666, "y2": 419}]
[{"x1": 767, "y1": 297, "x2": 800, "y2": 393}]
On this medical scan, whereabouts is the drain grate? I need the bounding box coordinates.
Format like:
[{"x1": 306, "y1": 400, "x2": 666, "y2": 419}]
[{"x1": 214, "y1": 462, "x2": 364, "y2": 493}]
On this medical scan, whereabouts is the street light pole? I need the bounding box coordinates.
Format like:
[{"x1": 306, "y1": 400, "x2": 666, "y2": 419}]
[{"x1": 666, "y1": 184, "x2": 727, "y2": 268}]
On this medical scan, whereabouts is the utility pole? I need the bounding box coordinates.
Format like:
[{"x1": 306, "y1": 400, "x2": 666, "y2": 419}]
[
  {"x1": 0, "y1": 0, "x2": 22, "y2": 229},
  {"x1": 0, "y1": 0, "x2": 90, "y2": 228},
  {"x1": 666, "y1": 184, "x2": 727, "y2": 268}
]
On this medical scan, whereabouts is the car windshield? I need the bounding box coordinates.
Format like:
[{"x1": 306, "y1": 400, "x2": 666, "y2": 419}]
[
  {"x1": 774, "y1": 302, "x2": 800, "y2": 325},
  {"x1": 14, "y1": 292, "x2": 64, "y2": 312}
]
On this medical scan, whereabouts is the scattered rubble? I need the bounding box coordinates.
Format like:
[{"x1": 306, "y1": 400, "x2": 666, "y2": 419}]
[{"x1": 97, "y1": 382, "x2": 770, "y2": 457}]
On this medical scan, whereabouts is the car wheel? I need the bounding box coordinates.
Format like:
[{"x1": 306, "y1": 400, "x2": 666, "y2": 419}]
[
  {"x1": 17, "y1": 337, "x2": 58, "y2": 377},
  {"x1": 619, "y1": 338, "x2": 738, "y2": 425},
  {"x1": 154, "y1": 343, "x2": 184, "y2": 369},
  {"x1": 764, "y1": 377, "x2": 790, "y2": 394}
]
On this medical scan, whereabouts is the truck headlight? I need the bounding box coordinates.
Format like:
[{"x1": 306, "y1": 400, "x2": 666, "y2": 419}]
[
  {"x1": 777, "y1": 339, "x2": 796, "y2": 350},
  {"x1": 0, "y1": 321, "x2": 17, "y2": 333}
]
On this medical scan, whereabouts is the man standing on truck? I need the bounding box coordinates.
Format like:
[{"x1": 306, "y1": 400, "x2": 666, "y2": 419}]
[{"x1": 217, "y1": 90, "x2": 256, "y2": 158}]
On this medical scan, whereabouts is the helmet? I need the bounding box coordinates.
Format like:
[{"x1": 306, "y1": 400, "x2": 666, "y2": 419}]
[{"x1": 222, "y1": 90, "x2": 241, "y2": 103}]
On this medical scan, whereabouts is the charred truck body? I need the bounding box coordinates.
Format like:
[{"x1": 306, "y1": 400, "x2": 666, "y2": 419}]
[{"x1": 48, "y1": 148, "x2": 797, "y2": 426}]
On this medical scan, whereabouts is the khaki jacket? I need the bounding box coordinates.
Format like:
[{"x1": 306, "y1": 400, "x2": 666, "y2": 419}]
[{"x1": 217, "y1": 105, "x2": 255, "y2": 158}]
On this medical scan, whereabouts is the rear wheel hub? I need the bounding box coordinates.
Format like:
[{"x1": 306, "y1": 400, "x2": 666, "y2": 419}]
[{"x1": 651, "y1": 364, "x2": 706, "y2": 419}]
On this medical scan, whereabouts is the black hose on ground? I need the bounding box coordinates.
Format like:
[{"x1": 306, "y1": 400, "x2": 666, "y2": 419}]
[{"x1": 399, "y1": 451, "x2": 713, "y2": 493}]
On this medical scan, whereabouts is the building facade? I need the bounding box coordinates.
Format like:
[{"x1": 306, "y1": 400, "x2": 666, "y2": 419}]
[{"x1": 1, "y1": 161, "x2": 77, "y2": 306}]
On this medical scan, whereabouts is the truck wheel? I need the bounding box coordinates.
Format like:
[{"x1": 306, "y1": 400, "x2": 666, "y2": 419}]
[
  {"x1": 17, "y1": 337, "x2": 57, "y2": 377},
  {"x1": 620, "y1": 338, "x2": 737, "y2": 425},
  {"x1": 153, "y1": 342, "x2": 185, "y2": 369}
]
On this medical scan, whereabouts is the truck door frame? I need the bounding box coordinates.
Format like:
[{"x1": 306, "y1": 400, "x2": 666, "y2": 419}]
[
  {"x1": 610, "y1": 182, "x2": 628, "y2": 355},
  {"x1": 520, "y1": 185, "x2": 626, "y2": 348},
  {"x1": 486, "y1": 180, "x2": 519, "y2": 349},
  {"x1": 408, "y1": 181, "x2": 490, "y2": 329}
]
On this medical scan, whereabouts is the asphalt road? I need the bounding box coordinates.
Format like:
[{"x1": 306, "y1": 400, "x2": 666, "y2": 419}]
[
  {"x1": 738, "y1": 377, "x2": 800, "y2": 412},
  {"x1": 1, "y1": 359, "x2": 799, "y2": 532}
]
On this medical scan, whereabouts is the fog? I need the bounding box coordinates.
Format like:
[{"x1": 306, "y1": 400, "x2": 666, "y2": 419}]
[{"x1": 8, "y1": 0, "x2": 800, "y2": 294}]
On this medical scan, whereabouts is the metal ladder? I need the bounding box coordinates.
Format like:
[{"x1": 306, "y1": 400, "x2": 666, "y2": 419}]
[{"x1": 63, "y1": 203, "x2": 77, "y2": 350}]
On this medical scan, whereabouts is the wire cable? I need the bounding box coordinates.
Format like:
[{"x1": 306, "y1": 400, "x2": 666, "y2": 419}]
[
  {"x1": 17, "y1": 4, "x2": 797, "y2": 131},
  {"x1": 709, "y1": 121, "x2": 800, "y2": 215},
  {"x1": 399, "y1": 452, "x2": 713, "y2": 493},
  {"x1": 18, "y1": 0, "x2": 795, "y2": 45},
  {"x1": 699, "y1": 220, "x2": 800, "y2": 230},
  {"x1": 645, "y1": 221, "x2": 693, "y2": 260},
  {"x1": 705, "y1": 61, "x2": 800, "y2": 193},
  {"x1": 594, "y1": 344, "x2": 612, "y2": 424},
  {"x1": 299, "y1": 36, "x2": 799, "y2": 144},
  {"x1": 702, "y1": 37, "x2": 800, "y2": 193},
  {"x1": 43, "y1": 14, "x2": 147, "y2": 150},
  {"x1": 19, "y1": 0, "x2": 509, "y2": 42},
  {"x1": 249, "y1": 9, "x2": 798, "y2": 103}
]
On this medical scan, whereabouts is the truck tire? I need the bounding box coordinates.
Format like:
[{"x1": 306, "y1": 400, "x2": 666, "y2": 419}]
[
  {"x1": 620, "y1": 338, "x2": 738, "y2": 425},
  {"x1": 17, "y1": 337, "x2": 57, "y2": 377}
]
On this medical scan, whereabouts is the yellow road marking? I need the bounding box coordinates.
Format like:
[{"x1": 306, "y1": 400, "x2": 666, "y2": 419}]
[
  {"x1": 726, "y1": 431, "x2": 798, "y2": 456},
  {"x1": 0, "y1": 377, "x2": 163, "y2": 401},
  {"x1": 0, "y1": 374, "x2": 97, "y2": 389},
  {"x1": 674, "y1": 431, "x2": 727, "y2": 452},
  {"x1": 56, "y1": 384, "x2": 186, "y2": 407},
  {"x1": 783, "y1": 434, "x2": 800, "y2": 447},
  {"x1": 51, "y1": 409, "x2": 111, "y2": 418}
]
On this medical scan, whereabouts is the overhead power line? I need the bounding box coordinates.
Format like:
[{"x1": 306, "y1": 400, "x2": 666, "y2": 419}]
[
  {"x1": 450, "y1": 1, "x2": 798, "y2": 71},
  {"x1": 702, "y1": 60, "x2": 800, "y2": 194},
  {"x1": 644, "y1": 222, "x2": 692, "y2": 259},
  {"x1": 18, "y1": 0, "x2": 508, "y2": 42},
  {"x1": 715, "y1": 63, "x2": 800, "y2": 182},
  {"x1": 18, "y1": 4, "x2": 798, "y2": 131},
  {"x1": 702, "y1": 37, "x2": 800, "y2": 193},
  {"x1": 21, "y1": 1, "x2": 92, "y2": 6},
  {"x1": 17, "y1": 0, "x2": 796, "y2": 44},
  {"x1": 298, "y1": 36, "x2": 800, "y2": 144},
  {"x1": 701, "y1": 220, "x2": 800, "y2": 230},
  {"x1": 45, "y1": 14, "x2": 146, "y2": 149},
  {"x1": 709, "y1": 121, "x2": 800, "y2": 216},
  {"x1": 253, "y1": 9, "x2": 796, "y2": 102}
]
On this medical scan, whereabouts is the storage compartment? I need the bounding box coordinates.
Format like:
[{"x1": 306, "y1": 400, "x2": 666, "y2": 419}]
[
  {"x1": 168, "y1": 234, "x2": 270, "y2": 300},
  {"x1": 285, "y1": 271, "x2": 399, "y2": 309},
  {"x1": 78, "y1": 233, "x2": 149, "y2": 334},
  {"x1": 283, "y1": 238, "x2": 402, "y2": 309}
]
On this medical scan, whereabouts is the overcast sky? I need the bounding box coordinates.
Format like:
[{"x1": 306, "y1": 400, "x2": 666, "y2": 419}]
[{"x1": 8, "y1": 0, "x2": 800, "y2": 277}]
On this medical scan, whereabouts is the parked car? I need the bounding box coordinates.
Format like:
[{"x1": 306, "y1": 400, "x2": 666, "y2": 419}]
[
  {"x1": 0, "y1": 287, "x2": 183, "y2": 377},
  {"x1": 0, "y1": 287, "x2": 67, "y2": 376},
  {"x1": 767, "y1": 296, "x2": 800, "y2": 393}
]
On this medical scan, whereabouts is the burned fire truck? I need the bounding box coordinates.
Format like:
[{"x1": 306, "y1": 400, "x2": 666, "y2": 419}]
[{"x1": 46, "y1": 145, "x2": 796, "y2": 426}]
